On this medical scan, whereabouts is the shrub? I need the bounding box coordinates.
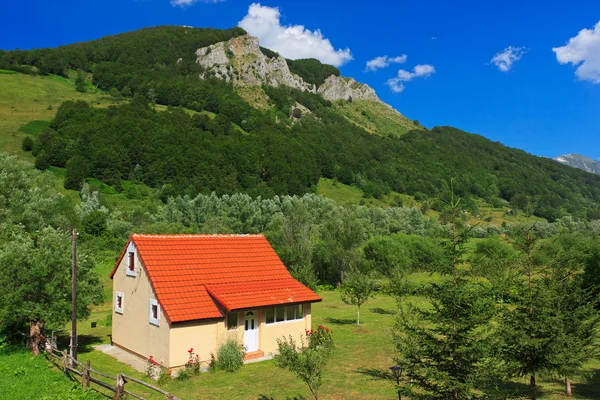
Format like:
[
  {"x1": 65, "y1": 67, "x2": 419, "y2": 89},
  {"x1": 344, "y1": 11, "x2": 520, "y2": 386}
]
[
  {"x1": 274, "y1": 326, "x2": 334, "y2": 400},
  {"x1": 215, "y1": 339, "x2": 245, "y2": 372},
  {"x1": 22, "y1": 136, "x2": 34, "y2": 151},
  {"x1": 47, "y1": 105, "x2": 53, "y2": 110}
]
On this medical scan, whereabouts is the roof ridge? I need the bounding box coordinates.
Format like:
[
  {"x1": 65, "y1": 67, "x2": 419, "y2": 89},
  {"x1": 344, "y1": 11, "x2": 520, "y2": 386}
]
[{"x1": 131, "y1": 233, "x2": 265, "y2": 238}]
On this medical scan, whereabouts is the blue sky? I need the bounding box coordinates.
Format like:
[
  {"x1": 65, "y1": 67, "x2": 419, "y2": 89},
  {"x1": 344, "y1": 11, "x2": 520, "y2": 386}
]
[{"x1": 2, "y1": 0, "x2": 600, "y2": 159}]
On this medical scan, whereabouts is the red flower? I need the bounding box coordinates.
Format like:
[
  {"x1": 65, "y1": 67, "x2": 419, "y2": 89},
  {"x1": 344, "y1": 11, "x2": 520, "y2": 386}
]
[
  {"x1": 188, "y1": 348, "x2": 193, "y2": 353},
  {"x1": 326, "y1": 327, "x2": 330, "y2": 332}
]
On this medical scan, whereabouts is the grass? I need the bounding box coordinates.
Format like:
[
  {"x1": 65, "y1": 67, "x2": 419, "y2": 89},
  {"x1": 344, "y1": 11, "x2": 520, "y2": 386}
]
[
  {"x1": 333, "y1": 100, "x2": 421, "y2": 137},
  {"x1": 18, "y1": 120, "x2": 51, "y2": 136},
  {"x1": 317, "y1": 177, "x2": 411, "y2": 208},
  {"x1": 0, "y1": 345, "x2": 104, "y2": 399},
  {"x1": 45, "y1": 273, "x2": 600, "y2": 400},
  {"x1": 0, "y1": 73, "x2": 114, "y2": 163}
]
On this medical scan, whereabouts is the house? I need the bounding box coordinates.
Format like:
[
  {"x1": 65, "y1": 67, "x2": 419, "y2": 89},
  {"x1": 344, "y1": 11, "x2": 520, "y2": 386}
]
[{"x1": 109, "y1": 234, "x2": 321, "y2": 369}]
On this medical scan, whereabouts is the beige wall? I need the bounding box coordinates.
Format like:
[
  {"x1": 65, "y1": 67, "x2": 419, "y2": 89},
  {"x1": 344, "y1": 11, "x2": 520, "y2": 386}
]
[
  {"x1": 258, "y1": 303, "x2": 312, "y2": 355},
  {"x1": 112, "y1": 242, "x2": 170, "y2": 367},
  {"x1": 169, "y1": 316, "x2": 243, "y2": 368}
]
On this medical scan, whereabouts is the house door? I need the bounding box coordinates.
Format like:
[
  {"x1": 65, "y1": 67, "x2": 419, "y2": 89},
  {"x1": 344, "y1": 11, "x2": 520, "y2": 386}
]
[{"x1": 244, "y1": 311, "x2": 258, "y2": 352}]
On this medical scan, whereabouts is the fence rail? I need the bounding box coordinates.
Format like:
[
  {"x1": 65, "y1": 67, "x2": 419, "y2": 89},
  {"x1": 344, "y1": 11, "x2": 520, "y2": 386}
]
[{"x1": 44, "y1": 339, "x2": 179, "y2": 400}]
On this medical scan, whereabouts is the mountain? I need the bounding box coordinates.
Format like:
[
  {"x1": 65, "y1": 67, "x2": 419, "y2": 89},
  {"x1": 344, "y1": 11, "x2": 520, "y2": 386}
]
[
  {"x1": 554, "y1": 153, "x2": 600, "y2": 175},
  {"x1": 2, "y1": 26, "x2": 600, "y2": 221}
]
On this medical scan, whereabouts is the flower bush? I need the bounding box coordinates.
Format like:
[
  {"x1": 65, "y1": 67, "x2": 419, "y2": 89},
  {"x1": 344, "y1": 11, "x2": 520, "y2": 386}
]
[
  {"x1": 145, "y1": 355, "x2": 168, "y2": 383},
  {"x1": 185, "y1": 347, "x2": 202, "y2": 376}
]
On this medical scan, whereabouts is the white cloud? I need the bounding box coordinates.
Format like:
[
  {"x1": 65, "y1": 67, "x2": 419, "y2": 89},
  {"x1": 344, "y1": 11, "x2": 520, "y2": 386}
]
[
  {"x1": 490, "y1": 46, "x2": 527, "y2": 72},
  {"x1": 171, "y1": 0, "x2": 223, "y2": 7},
  {"x1": 553, "y1": 21, "x2": 600, "y2": 83},
  {"x1": 365, "y1": 55, "x2": 407, "y2": 72},
  {"x1": 238, "y1": 3, "x2": 352, "y2": 67},
  {"x1": 386, "y1": 64, "x2": 435, "y2": 93}
]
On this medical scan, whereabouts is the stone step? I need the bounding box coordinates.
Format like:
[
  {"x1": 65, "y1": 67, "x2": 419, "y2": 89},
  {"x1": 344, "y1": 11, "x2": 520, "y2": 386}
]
[{"x1": 244, "y1": 350, "x2": 264, "y2": 361}]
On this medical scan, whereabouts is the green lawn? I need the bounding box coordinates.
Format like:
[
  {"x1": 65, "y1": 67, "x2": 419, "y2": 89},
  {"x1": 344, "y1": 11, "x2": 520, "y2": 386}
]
[
  {"x1": 0, "y1": 345, "x2": 104, "y2": 400},
  {"x1": 45, "y1": 282, "x2": 600, "y2": 400}
]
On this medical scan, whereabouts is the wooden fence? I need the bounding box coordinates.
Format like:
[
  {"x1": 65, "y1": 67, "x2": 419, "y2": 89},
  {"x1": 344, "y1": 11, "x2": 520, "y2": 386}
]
[{"x1": 44, "y1": 340, "x2": 179, "y2": 400}]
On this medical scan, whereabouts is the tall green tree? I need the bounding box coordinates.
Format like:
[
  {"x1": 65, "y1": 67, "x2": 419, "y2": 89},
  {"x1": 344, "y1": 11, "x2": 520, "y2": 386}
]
[
  {"x1": 393, "y1": 187, "x2": 497, "y2": 399},
  {"x1": 497, "y1": 228, "x2": 600, "y2": 399},
  {"x1": 0, "y1": 227, "x2": 103, "y2": 353}
]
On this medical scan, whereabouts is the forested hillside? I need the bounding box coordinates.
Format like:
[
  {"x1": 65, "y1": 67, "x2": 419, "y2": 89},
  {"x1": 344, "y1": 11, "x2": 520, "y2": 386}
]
[{"x1": 3, "y1": 26, "x2": 600, "y2": 221}]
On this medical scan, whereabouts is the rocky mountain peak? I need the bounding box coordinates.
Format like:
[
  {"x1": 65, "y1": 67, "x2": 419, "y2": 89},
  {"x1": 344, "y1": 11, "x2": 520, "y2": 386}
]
[
  {"x1": 195, "y1": 34, "x2": 316, "y2": 93},
  {"x1": 554, "y1": 153, "x2": 600, "y2": 175},
  {"x1": 194, "y1": 34, "x2": 383, "y2": 103}
]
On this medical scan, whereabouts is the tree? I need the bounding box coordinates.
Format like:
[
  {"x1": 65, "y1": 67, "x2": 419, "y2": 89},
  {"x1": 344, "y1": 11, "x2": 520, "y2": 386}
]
[
  {"x1": 22, "y1": 136, "x2": 34, "y2": 151},
  {"x1": 339, "y1": 268, "x2": 377, "y2": 325},
  {"x1": 0, "y1": 227, "x2": 103, "y2": 353},
  {"x1": 549, "y1": 262, "x2": 600, "y2": 397},
  {"x1": 64, "y1": 155, "x2": 92, "y2": 190},
  {"x1": 393, "y1": 186, "x2": 497, "y2": 399},
  {"x1": 497, "y1": 229, "x2": 600, "y2": 399},
  {"x1": 274, "y1": 325, "x2": 334, "y2": 400}
]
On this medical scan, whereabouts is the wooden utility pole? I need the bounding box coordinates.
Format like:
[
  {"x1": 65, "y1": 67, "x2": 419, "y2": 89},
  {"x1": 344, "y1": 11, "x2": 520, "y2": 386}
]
[{"x1": 71, "y1": 229, "x2": 78, "y2": 367}]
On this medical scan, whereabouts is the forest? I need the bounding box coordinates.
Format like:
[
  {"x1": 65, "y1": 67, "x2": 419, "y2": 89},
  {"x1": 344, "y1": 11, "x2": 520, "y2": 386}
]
[{"x1": 2, "y1": 26, "x2": 600, "y2": 221}]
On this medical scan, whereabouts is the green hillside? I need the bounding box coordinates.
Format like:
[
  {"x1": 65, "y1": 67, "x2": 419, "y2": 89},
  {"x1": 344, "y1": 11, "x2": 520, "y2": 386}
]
[
  {"x1": 2, "y1": 26, "x2": 600, "y2": 221},
  {"x1": 333, "y1": 99, "x2": 421, "y2": 137}
]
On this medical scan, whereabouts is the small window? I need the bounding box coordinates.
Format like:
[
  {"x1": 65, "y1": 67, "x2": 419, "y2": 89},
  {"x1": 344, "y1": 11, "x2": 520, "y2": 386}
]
[
  {"x1": 227, "y1": 312, "x2": 238, "y2": 330},
  {"x1": 266, "y1": 308, "x2": 275, "y2": 324},
  {"x1": 296, "y1": 304, "x2": 304, "y2": 320},
  {"x1": 149, "y1": 299, "x2": 160, "y2": 326},
  {"x1": 115, "y1": 292, "x2": 124, "y2": 314},
  {"x1": 126, "y1": 251, "x2": 136, "y2": 277},
  {"x1": 285, "y1": 305, "x2": 296, "y2": 320},
  {"x1": 275, "y1": 307, "x2": 285, "y2": 323}
]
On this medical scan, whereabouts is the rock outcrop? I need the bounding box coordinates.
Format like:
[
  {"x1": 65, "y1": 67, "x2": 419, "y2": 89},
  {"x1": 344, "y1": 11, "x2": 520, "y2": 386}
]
[
  {"x1": 195, "y1": 34, "x2": 384, "y2": 103},
  {"x1": 317, "y1": 75, "x2": 381, "y2": 102},
  {"x1": 195, "y1": 35, "x2": 316, "y2": 93}
]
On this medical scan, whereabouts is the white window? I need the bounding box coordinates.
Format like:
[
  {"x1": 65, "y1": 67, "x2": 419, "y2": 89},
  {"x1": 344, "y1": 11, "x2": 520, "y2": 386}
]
[
  {"x1": 149, "y1": 299, "x2": 160, "y2": 326},
  {"x1": 227, "y1": 312, "x2": 238, "y2": 330},
  {"x1": 266, "y1": 304, "x2": 304, "y2": 325},
  {"x1": 115, "y1": 291, "x2": 124, "y2": 314},
  {"x1": 126, "y1": 250, "x2": 136, "y2": 277}
]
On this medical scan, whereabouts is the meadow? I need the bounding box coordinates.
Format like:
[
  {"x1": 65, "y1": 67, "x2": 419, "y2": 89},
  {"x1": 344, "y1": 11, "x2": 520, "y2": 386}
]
[{"x1": 5, "y1": 281, "x2": 597, "y2": 400}]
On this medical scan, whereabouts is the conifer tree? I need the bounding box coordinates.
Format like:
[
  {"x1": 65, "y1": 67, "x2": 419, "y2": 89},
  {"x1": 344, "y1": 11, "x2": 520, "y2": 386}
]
[
  {"x1": 393, "y1": 184, "x2": 496, "y2": 399},
  {"x1": 497, "y1": 228, "x2": 599, "y2": 399}
]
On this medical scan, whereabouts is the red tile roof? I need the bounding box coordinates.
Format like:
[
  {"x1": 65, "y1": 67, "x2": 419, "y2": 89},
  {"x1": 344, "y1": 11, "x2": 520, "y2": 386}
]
[{"x1": 110, "y1": 234, "x2": 321, "y2": 323}]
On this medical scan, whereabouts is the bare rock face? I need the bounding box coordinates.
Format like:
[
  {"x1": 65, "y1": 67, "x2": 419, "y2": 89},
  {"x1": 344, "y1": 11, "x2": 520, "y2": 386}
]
[
  {"x1": 195, "y1": 34, "x2": 383, "y2": 103},
  {"x1": 317, "y1": 75, "x2": 381, "y2": 102},
  {"x1": 195, "y1": 35, "x2": 316, "y2": 92}
]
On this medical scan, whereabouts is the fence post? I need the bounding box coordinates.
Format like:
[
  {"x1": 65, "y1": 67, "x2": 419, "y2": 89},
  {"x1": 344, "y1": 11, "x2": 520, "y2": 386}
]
[
  {"x1": 81, "y1": 360, "x2": 90, "y2": 389},
  {"x1": 113, "y1": 374, "x2": 126, "y2": 400},
  {"x1": 62, "y1": 350, "x2": 68, "y2": 374}
]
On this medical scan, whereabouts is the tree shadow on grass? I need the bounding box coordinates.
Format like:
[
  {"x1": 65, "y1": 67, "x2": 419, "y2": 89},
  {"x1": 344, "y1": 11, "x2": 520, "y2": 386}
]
[
  {"x1": 572, "y1": 369, "x2": 600, "y2": 399},
  {"x1": 55, "y1": 333, "x2": 104, "y2": 354},
  {"x1": 369, "y1": 307, "x2": 396, "y2": 315},
  {"x1": 355, "y1": 367, "x2": 394, "y2": 382},
  {"x1": 257, "y1": 395, "x2": 307, "y2": 400},
  {"x1": 324, "y1": 317, "x2": 355, "y2": 325}
]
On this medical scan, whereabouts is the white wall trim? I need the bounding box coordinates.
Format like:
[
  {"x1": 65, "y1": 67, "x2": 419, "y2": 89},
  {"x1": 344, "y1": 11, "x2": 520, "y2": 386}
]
[
  {"x1": 125, "y1": 242, "x2": 136, "y2": 277},
  {"x1": 115, "y1": 291, "x2": 124, "y2": 314},
  {"x1": 149, "y1": 299, "x2": 160, "y2": 326}
]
